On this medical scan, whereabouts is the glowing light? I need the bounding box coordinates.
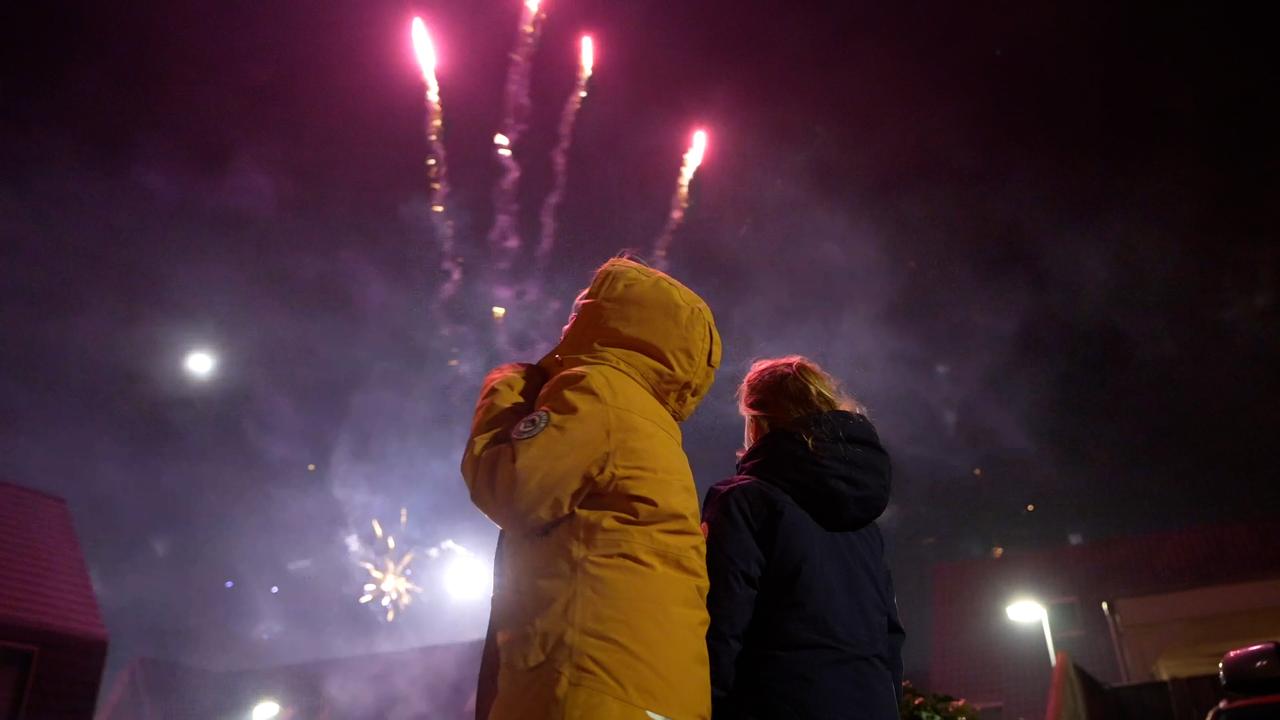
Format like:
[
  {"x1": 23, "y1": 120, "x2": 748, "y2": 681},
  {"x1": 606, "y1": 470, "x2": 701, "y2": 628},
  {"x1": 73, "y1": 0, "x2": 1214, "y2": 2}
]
[
  {"x1": 1006, "y1": 598, "x2": 1057, "y2": 666},
  {"x1": 991, "y1": 546, "x2": 1005, "y2": 559},
  {"x1": 525, "y1": 0, "x2": 541, "y2": 12},
  {"x1": 580, "y1": 36, "x2": 594, "y2": 77},
  {"x1": 444, "y1": 553, "x2": 492, "y2": 601},
  {"x1": 1026, "y1": 503, "x2": 1036, "y2": 512},
  {"x1": 307, "y1": 463, "x2": 316, "y2": 472},
  {"x1": 251, "y1": 700, "x2": 281, "y2": 720},
  {"x1": 683, "y1": 129, "x2": 708, "y2": 184},
  {"x1": 224, "y1": 580, "x2": 235, "y2": 589},
  {"x1": 1006, "y1": 599, "x2": 1046, "y2": 623},
  {"x1": 493, "y1": 133, "x2": 513, "y2": 157},
  {"x1": 183, "y1": 350, "x2": 217, "y2": 379},
  {"x1": 491, "y1": 306, "x2": 507, "y2": 320},
  {"x1": 270, "y1": 585, "x2": 279, "y2": 594},
  {"x1": 410, "y1": 17, "x2": 438, "y2": 100}
]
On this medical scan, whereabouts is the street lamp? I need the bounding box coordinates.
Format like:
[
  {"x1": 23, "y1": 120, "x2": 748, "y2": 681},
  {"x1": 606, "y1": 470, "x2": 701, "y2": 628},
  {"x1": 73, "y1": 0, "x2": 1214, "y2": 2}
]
[
  {"x1": 183, "y1": 349, "x2": 218, "y2": 380},
  {"x1": 250, "y1": 700, "x2": 281, "y2": 720},
  {"x1": 1006, "y1": 599, "x2": 1056, "y2": 666},
  {"x1": 443, "y1": 553, "x2": 492, "y2": 601}
]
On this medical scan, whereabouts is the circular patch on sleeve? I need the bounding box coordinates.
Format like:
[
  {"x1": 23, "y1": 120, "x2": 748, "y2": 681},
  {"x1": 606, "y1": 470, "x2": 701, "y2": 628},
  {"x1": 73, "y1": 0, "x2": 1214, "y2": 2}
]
[{"x1": 511, "y1": 410, "x2": 550, "y2": 441}]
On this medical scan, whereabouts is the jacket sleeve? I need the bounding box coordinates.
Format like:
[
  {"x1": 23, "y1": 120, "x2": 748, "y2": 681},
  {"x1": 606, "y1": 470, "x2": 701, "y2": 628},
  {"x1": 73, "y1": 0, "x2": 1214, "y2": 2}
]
[
  {"x1": 474, "y1": 532, "x2": 504, "y2": 720},
  {"x1": 461, "y1": 365, "x2": 611, "y2": 534},
  {"x1": 703, "y1": 482, "x2": 770, "y2": 717},
  {"x1": 886, "y1": 566, "x2": 906, "y2": 703}
]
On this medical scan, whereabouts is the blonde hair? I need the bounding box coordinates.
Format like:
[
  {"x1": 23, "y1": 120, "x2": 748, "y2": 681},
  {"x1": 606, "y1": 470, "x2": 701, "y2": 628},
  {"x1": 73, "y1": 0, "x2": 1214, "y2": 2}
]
[{"x1": 738, "y1": 356, "x2": 861, "y2": 440}]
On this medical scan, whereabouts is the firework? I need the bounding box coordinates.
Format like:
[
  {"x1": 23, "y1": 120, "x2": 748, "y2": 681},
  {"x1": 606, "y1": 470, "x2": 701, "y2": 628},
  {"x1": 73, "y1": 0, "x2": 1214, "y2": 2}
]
[
  {"x1": 536, "y1": 35, "x2": 595, "y2": 267},
  {"x1": 652, "y1": 129, "x2": 708, "y2": 269},
  {"x1": 486, "y1": 0, "x2": 547, "y2": 268},
  {"x1": 356, "y1": 511, "x2": 422, "y2": 622},
  {"x1": 411, "y1": 17, "x2": 461, "y2": 300}
]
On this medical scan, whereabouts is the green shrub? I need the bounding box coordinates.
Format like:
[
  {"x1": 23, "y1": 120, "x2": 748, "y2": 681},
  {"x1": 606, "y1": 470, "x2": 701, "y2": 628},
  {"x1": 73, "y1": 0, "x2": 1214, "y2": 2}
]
[{"x1": 901, "y1": 681, "x2": 983, "y2": 720}]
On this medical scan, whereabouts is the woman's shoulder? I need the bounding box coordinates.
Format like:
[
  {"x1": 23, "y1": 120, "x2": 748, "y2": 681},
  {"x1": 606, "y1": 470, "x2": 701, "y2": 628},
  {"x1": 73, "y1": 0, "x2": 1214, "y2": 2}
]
[{"x1": 702, "y1": 474, "x2": 787, "y2": 520}]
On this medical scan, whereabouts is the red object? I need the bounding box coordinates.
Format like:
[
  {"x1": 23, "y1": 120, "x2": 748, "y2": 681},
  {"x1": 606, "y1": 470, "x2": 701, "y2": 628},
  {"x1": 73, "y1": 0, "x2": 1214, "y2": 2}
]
[{"x1": 0, "y1": 481, "x2": 108, "y2": 718}]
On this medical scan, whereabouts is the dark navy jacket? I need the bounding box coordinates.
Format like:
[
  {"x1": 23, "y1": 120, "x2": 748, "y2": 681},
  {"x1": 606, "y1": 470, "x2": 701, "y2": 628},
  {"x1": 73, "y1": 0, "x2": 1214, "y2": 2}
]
[{"x1": 703, "y1": 411, "x2": 904, "y2": 719}]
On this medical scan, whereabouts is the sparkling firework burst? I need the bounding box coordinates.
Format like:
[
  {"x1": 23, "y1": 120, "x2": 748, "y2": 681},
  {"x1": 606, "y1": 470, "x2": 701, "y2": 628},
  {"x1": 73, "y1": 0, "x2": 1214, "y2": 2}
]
[{"x1": 356, "y1": 510, "x2": 422, "y2": 622}]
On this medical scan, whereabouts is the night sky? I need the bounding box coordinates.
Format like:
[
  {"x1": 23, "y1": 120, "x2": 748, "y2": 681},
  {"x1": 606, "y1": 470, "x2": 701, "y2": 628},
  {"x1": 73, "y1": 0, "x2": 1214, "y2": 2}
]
[{"x1": 2, "y1": 0, "x2": 1277, "y2": 695}]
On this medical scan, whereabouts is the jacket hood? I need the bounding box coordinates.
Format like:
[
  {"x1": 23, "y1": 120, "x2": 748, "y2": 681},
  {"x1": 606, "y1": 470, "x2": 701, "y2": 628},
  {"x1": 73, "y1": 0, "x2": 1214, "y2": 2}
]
[
  {"x1": 541, "y1": 259, "x2": 721, "y2": 421},
  {"x1": 737, "y1": 410, "x2": 891, "y2": 531}
]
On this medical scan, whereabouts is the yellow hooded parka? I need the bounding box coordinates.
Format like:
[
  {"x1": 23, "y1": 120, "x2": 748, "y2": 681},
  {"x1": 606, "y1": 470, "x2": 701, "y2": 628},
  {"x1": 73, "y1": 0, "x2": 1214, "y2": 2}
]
[{"x1": 462, "y1": 259, "x2": 721, "y2": 720}]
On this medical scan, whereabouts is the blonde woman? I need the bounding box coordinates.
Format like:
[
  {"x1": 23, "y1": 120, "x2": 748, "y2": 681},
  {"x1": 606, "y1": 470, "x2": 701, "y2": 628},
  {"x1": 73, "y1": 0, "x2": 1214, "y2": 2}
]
[{"x1": 703, "y1": 356, "x2": 904, "y2": 719}]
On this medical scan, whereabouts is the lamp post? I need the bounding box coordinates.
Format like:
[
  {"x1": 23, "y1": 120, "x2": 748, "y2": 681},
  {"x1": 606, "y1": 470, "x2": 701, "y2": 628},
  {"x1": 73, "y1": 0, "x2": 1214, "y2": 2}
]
[{"x1": 1006, "y1": 599, "x2": 1056, "y2": 667}]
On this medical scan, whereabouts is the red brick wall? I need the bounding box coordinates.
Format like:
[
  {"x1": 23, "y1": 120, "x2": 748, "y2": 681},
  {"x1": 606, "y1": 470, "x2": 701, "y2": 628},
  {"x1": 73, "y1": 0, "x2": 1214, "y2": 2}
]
[{"x1": 930, "y1": 521, "x2": 1280, "y2": 720}]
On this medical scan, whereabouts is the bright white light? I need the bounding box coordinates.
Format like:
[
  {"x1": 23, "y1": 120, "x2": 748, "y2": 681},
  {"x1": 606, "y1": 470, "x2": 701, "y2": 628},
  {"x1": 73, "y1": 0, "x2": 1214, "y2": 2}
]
[
  {"x1": 251, "y1": 700, "x2": 281, "y2": 720},
  {"x1": 1006, "y1": 599, "x2": 1047, "y2": 623},
  {"x1": 689, "y1": 129, "x2": 708, "y2": 167},
  {"x1": 183, "y1": 350, "x2": 217, "y2": 379},
  {"x1": 410, "y1": 17, "x2": 437, "y2": 81},
  {"x1": 580, "y1": 36, "x2": 594, "y2": 76},
  {"x1": 443, "y1": 554, "x2": 491, "y2": 601}
]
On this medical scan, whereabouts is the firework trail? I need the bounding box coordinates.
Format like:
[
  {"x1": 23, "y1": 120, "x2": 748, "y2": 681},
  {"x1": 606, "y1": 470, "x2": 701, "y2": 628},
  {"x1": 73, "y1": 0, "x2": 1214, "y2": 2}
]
[
  {"x1": 487, "y1": 0, "x2": 547, "y2": 270},
  {"x1": 652, "y1": 129, "x2": 708, "y2": 270},
  {"x1": 535, "y1": 35, "x2": 595, "y2": 269},
  {"x1": 411, "y1": 17, "x2": 462, "y2": 301}
]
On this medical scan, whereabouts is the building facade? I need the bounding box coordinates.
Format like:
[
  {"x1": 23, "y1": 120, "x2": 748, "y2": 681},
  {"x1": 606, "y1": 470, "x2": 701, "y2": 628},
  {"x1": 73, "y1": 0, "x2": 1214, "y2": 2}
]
[
  {"x1": 929, "y1": 521, "x2": 1280, "y2": 720},
  {"x1": 0, "y1": 481, "x2": 108, "y2": 719}
]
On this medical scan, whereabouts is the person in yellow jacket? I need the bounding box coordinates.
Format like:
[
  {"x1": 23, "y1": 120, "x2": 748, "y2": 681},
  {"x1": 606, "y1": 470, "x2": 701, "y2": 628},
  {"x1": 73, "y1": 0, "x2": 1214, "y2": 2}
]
[{"x1": 462, "y1": 257, "x2": 721, "y2": 720}]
